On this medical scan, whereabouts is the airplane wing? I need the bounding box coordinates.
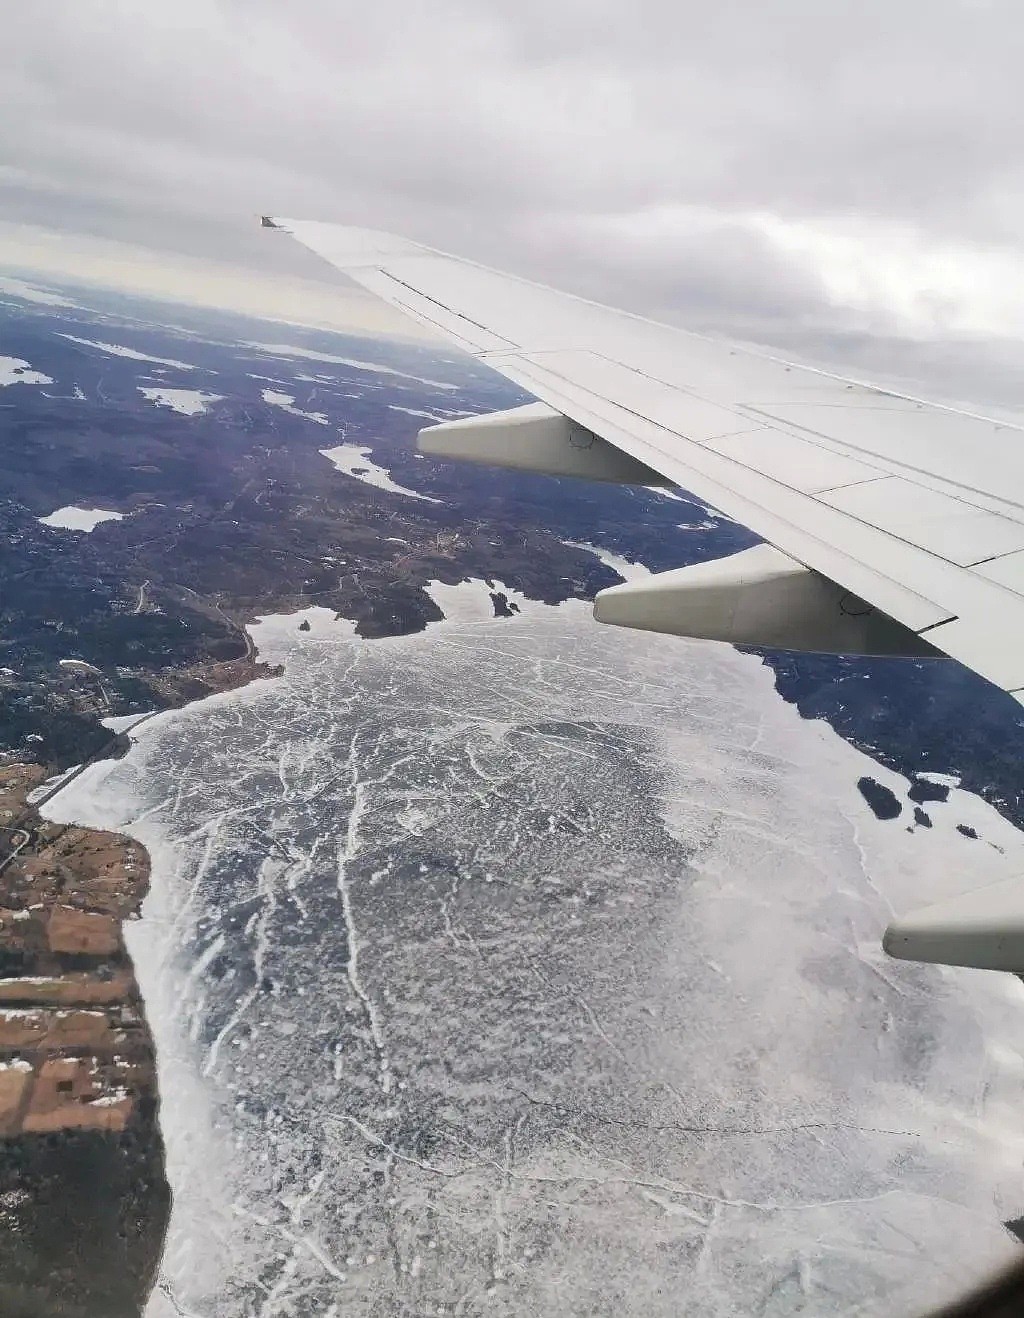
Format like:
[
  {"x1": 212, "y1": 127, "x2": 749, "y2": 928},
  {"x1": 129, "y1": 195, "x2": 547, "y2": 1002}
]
[{"x1": 269, "y1": 217, "x2": 1024, "y2": 974}]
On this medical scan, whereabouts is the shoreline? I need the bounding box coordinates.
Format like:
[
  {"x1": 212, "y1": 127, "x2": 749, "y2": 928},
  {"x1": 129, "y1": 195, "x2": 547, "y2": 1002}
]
[
  {"x1": 0, "y1": 650, "x2": 282, "y2": 1314},
  {"x1": 0, "y1": 761, "x2": 169, "y2": 1316}
]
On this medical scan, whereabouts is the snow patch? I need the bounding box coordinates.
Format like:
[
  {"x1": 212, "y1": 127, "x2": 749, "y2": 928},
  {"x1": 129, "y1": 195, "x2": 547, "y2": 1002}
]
[
  {"x1": 261, "y1": 389, "x2": 328, "y2": 425},
  {"x1": 89, "y1": 1089, "x2": 130, "y2": 1107},
  {"x1": 39, "y1": 506, "x2": 124, "y2": 532},
  {"x1": 57, "y1": 334, "x2": 197, "y2": 370},
  {"x1": 319, "y1": 444, "x2": 442, "y2": 503},
  {"x1": 564, "y1": 540, "x2": 652, "y2": 583},
  {"x1": 139, "y1": 388, "x2": 224, "y2": 416},
  {"x1": 243, "y1": 342, "x2": 458, "y2": 390},
  {"x1": 387, "y1": 404, "x2": 454, "y2": 423},
  {"x1": 0, "y1": 356, "x2": 53, "y2": 387}
]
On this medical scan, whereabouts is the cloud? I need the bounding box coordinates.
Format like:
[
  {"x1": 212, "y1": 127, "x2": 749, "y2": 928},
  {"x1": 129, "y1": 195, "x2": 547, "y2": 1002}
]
[{"x1": 2, "y1": 0, "x2": 1023, "y2": 386}]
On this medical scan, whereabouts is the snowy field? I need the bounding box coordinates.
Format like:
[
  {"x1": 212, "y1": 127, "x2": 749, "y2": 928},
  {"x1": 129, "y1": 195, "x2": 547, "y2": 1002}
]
[
  {"x1": 0, "y1": 355, "x2": 53, "y2": 387},
  {"x1": 38, "y1": 505, "x2": 125, "y2": 532},
  {"x1": 45, "y1": 598, "x2": 1024, "y2": 1317},
  {"x1": 138, "y1": 387, "x2": 225, "y2": 416}
]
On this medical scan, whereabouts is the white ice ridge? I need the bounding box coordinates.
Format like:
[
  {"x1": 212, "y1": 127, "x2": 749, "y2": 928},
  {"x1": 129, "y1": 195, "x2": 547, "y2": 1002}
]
[
  {"x1": 44, "y1": 609, "x2": 1024, "y2": 1316},
  {"x1": 102, "y1": 711, "x2": 158, "y2": 734},
  {"x1": 38, "y1": 505, "x2": 124, "y2": 532},
  {"x1": 261, "y1": 389, "x2": 328, "y2": 425},
  {"x1": 563, "y1": 539, "x2": 652, "y2": 583},
  {"x1": 139, "y1": 388, "x2": 224, "y2": 416},
  {"x1": 319, "y1": 443, "x2": 442, "y2": 503},
  {"x1": 0, "y1": 356, "x2": 53, "y2": 387},
  {"x1": 56, "y1": 334, "x2": 197, "y2": 370},
  {"x1": 243, "y1": 341, "x2": 459, "y2": 390}
]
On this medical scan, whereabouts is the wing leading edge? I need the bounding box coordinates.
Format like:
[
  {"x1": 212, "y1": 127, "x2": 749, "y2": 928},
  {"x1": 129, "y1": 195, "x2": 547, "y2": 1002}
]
[{"x1": 269, "y1": 217, "x2": 1024, "y2": 976}]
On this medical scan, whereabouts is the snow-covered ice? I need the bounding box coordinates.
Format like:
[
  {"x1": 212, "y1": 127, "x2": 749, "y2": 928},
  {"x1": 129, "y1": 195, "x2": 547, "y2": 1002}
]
[
  {"x1": 38, "y1": 505, "x2": 125, "y2": 532},
  {"x1": 244, "y1": 342, "x2": 459, "y2": 390},
  {"x1": 261, "y1": 389, "x2": 329, "y2": 425},
  {"x1": 102, "y1": 712, "x2": 159, "y2": 735},
  {"x1": 57, "y1": 334, "x2": 197, "y2": 370},
  {"x1": 0, "y1": 275, "x2": 81, "y2": 308},
  {"x1": 138, "y1": 387, "x2": 224, "y2": 416},
  {"x1": 388, "y1": 403, "x2": 469, "y2": 422},
  {"x1": 320, "y1": 443, "x2": 442, "y2": 503},
  {"x1": 425, "y1": 577, "x2": 537, "y2": 623},
  {"x1": 248, "y1": 607, "x2": 356, "y2": 661},
  {"x1": 563, "y1": 539, "x2": 652, "y2": 583},
  {"x1": 43, "y1": 604, "x2": 1024, "y2": 1317},
  {"x1": 0, "y1": 356, "x2": 53, "y2": 387}
]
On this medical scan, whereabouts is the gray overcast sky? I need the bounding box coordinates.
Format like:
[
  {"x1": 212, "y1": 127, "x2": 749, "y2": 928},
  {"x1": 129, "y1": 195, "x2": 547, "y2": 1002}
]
[{"x1": 3, "y1": 0, "x2": 1024, "y2": 399}]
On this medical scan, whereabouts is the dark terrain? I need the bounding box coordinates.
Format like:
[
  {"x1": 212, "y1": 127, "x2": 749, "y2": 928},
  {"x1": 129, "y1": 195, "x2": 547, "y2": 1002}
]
[{"x1": 1, "y1": 282, "x2": 753, "y2": 773}]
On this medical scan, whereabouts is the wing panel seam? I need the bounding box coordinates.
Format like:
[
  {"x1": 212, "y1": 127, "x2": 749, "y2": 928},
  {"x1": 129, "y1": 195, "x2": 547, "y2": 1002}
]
[
  {"x1": 376, "y1": 271, "x2": 520, "y2": 349},
  {"x1": 743, "y1": 405, "x2": 1024, "y2": 522},
  {"x1": 502, "y1": 356, "x2": 945, "y2": 626},
  {"x1": 528, "y1": 354, "x2": 1011, "y2": 580}
]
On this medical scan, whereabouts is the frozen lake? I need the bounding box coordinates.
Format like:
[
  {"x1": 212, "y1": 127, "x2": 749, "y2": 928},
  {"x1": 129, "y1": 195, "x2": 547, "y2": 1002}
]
[{"x1": 47, "y1": 599, "x2": 1024, "y2": 1316}]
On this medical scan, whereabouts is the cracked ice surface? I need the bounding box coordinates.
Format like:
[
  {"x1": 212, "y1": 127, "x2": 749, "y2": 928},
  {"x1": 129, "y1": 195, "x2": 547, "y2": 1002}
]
[{"x1": 46, "y1": 604, "x2": 1024, "y2": 1316}]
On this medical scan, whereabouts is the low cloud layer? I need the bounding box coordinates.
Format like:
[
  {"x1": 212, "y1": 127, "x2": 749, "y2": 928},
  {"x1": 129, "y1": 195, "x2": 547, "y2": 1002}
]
[{"x1": 2, "y1": 1, "x2": 1022, "y2": 397}]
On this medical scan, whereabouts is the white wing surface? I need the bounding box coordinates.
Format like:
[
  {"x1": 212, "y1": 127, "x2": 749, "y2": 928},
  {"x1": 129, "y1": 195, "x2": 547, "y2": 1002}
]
[
  {"x1": 272, "y1": 218, "x2": 1024, "y2": 698},
  {"x1": 270, "y1": 217, "x2": 1024, "y2": 974}
]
